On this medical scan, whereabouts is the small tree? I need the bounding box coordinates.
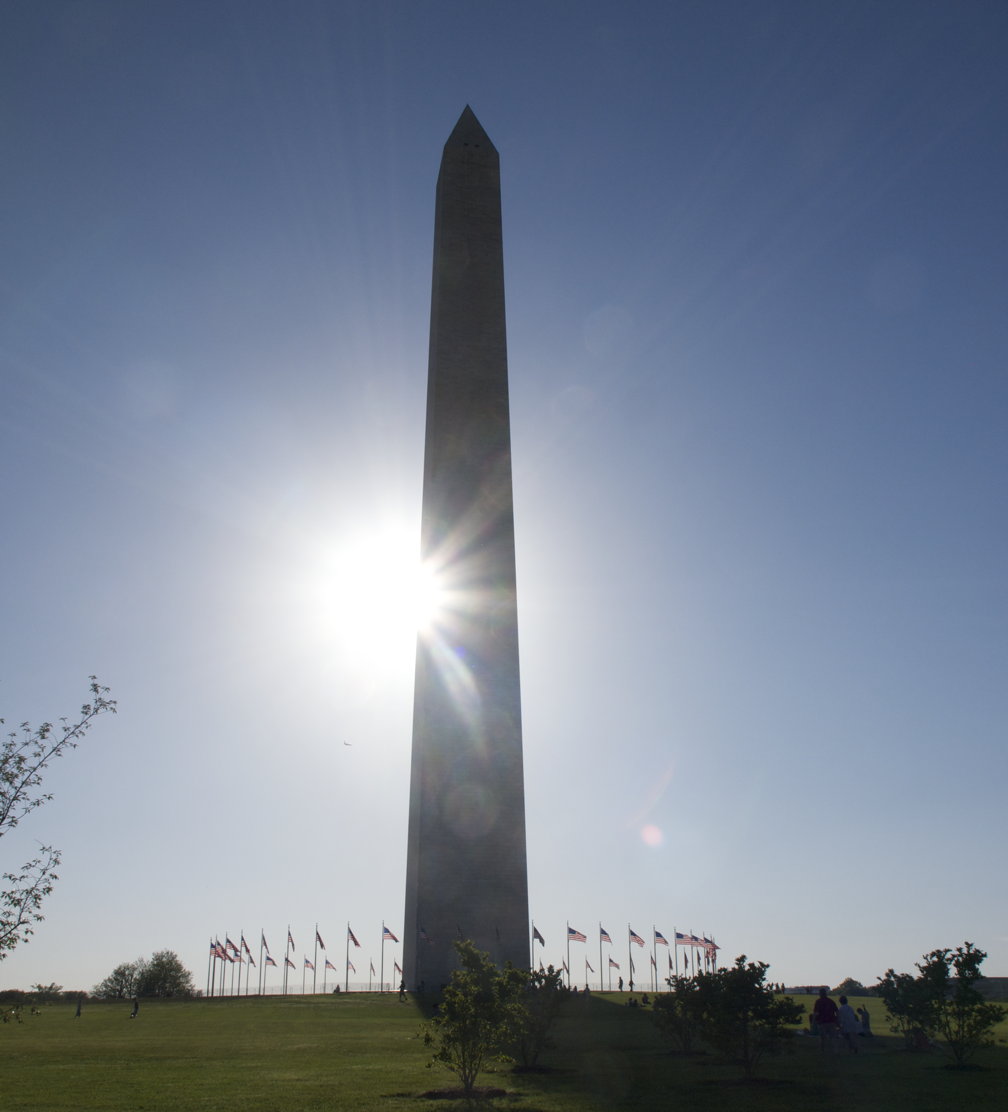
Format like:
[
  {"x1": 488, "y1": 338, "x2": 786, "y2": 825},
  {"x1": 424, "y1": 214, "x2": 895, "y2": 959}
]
[
  {"x1": 833, "y1": 977, "x2": 868, "y2": 996},
  {"x1": 29, "y1": 982, "x2": 63, "y2": 1004},
  {"x1": 2, "y1": 679, "x2": 115, "y2": 958},
  {"x1": 691, "y1": 956, "x2": 804, "y2": 1079},
  {"x1": 653, "y1": 975, "x2": 704, "y2": 1054},
  {"x1": 423, "y1": 940, "x2": 521, "y2": 1094},
  {"x1": 884, "y1": 943, "x2": 1006, "y2": 1067},
  {"x1": 876, "y1": 966, "x2": 937, "y2": 1044},
  {"x1": 504, "y1": 964, "x2": 568, "y2": 1068}
]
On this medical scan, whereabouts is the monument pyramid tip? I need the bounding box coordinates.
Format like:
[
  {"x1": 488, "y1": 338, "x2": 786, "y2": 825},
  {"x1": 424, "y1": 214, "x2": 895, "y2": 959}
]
[{"x1": 446, "y1": 105, "x2": 494, "y2": 152}]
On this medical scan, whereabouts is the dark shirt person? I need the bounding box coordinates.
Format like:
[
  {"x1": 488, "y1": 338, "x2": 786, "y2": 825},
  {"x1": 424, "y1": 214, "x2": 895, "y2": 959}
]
[{"x1": 812, "y1": 988, "x2": 839, "y2": 1049}]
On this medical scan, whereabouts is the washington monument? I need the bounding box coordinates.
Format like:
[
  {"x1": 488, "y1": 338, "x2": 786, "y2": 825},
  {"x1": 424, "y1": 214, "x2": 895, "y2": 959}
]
[{"x1": 403, "y1": 107, "x2": 529, "y2": 990}]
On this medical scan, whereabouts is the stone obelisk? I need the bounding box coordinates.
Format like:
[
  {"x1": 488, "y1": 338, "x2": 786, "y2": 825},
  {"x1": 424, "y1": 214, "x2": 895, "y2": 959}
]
[{"x1": 403, "y1": 107, "x2": 529, "y2": 991}]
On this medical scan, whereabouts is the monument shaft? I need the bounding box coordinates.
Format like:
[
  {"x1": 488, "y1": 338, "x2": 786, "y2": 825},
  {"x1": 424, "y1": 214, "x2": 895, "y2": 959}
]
[{"x1": 403, "y1": 107, "x2": 529, "y2": 990}]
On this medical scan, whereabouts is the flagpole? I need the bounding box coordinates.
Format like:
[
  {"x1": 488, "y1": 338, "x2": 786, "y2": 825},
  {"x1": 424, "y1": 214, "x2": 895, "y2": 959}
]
[
  {"x1": 652, "y1": 926, "x2": 657, "y2": 994},
  {"x1": 258, "y1": 933, "x2": 264, "y2": 996},
  {"x1": 345, "y1": 923, "x2": 350, "y2": 993},
  {"x1": 674, "y1": 928, "x2": 679, "y2": 979},
  {"x1": 313, "y1": 925, "x2": 319, "y2": 995},
  {"x1": 565, "y1": 922, "x2": 570, "y2": 989},
  {"x1": 598, "y1": 926, "x2": 603, "y2": 993},
  {"x1": 627, "y1": 925, "x2": 631, "y2": 992},
  {"x1": 380, "y1": 923, "x2": 385, "y2": 993},
  {"x1": 206, "y1": 938, "x2": 213, "y2": 998}
]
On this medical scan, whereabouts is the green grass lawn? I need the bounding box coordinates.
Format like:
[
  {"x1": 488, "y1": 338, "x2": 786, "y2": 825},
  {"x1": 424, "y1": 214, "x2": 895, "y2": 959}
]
[{"x1": 2, "y1": 992, "x2": 1006, "y2": 1111}]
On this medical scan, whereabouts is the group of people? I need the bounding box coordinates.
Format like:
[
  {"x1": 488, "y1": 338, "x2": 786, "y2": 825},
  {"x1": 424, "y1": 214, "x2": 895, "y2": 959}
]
[{"x1": 811, "y1": 988, "x2": 872, "y2": 1051}]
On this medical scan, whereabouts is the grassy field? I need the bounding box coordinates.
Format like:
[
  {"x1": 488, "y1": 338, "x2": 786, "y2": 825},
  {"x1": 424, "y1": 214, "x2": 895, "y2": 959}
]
[{"x1": 2, "y1": 992, "x2": 1006, "y2": 1111}]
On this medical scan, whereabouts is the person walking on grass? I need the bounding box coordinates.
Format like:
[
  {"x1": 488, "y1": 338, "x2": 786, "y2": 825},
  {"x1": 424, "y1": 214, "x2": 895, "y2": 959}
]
[
  {"x1": 837, "y1": 995, "x2": 860, "y2": 1053},
  {"x1": 812, "y1": 987, "x2": 840, "y2": 1051}
]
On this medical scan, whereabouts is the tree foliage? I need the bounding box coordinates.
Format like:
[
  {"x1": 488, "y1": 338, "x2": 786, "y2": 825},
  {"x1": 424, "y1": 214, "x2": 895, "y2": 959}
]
[
  {"x1": 423, "y1": 940, "x2": 521, "y2": 1093},
  {"x1": 94, "y1": 952, "x2": 195, "y2": 999},
  {"x1": 653, "y1": 974, "x2": 705, "y2": 1054},
  {"x1": 503, "y1": 963, "x2": 569, "y2": 1068},
  {"x1": 1, "y1": 678, "x2": 115, "y2": 959},
  {"x1": 832, "y1": 976, "x2": 869, "y2": 996},
  {"x1": 29, "y1": 982, "x2": 63, "y2": 1004},
  {"x1": 686, "y1": 956, "x2": 804, "y2": 1079},
  {"x1": 876, "y1": 967, "x2": 937, "y2": 1043},
  {"x1": 877, "y1": 942, "x2": 1006, "y2": 1065},
  {"x1": 94, "y1": 960, "x2": 144, "y2": 1000}
]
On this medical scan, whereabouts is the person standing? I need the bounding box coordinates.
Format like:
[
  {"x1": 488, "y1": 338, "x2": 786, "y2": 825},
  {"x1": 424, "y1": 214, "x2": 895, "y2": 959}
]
[
  {"x1": 812, "y1": 987, "x2": 840, "y2": 1050},
  {"x1": 837, "y1": 995, "x2": 860, "y2": 1052}
]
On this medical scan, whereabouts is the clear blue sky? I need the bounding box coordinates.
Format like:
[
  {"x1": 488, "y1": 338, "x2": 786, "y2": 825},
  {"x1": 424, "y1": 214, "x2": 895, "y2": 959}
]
[{"x1": 3, "y1": 0, "x2": 1006, "y2": 994}]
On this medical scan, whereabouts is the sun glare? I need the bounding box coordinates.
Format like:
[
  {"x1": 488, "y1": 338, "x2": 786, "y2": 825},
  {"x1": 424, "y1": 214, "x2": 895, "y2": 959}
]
[{"x1": 301, "y1": 525, "x2": 444, "y2": 674}]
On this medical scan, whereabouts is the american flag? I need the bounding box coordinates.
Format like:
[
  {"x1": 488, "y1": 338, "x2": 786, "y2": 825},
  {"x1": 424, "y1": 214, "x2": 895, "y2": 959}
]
[
  {"x1": 382, "y1": 925, "x2": 399, "y2": 943},
  {"x1": 261, "y1": 931, "x2": 270, "y2": 954},
  {"x1": 241, "y1": 935, "x2": 251, "y2": 955},
  {"x1": 347, "y1": 960, "x2": 356, "y2": 974},
  {"x1": 316, "y1": 929, "x2": 326, "y2": 949},
  {"x1": 600, "y1": 926, "x2": 612, "y2": 944},
  {"x1": 629, "y1": 928, "x2": 645, "y2": 947},
  {"x1": 586, "y1": 959, "x2": 595, "y2": 972},
  {"x1": 533, "y1": 926, "x2": 545, "y2": 945},
  {"x1": 226, "y1": 936, "x2": 239, "y2": 955},
  {"x1": 568, "y1": 925, "x2": 587, "y2": 943},
  {"x1": 394, "y1": 961, "x2": 403, "y2": 975},
  {"x1": 265, "y1": 955, "x2": 277, "y2": 968},
  {"x1": 419, "y1": 927, "x2": 432, "y2": 944},
  {"x1": 655, "y1": 930, "x2": 669, "y2": 946},
  {"x1": 348, "y1": 926, "x2": 361, "y2": 948},
  {"x1": 287, "y1": 930, "x2": 295, "y2": 951},
  {"x1": 284, "y1": 957, "x2": 295, "y2": 969},
  {"x1": 304, "y1": 958, "x2": 314, "y2": 970},
  {"x1": 370, "y1": 961, "x2": 376, "y2": 975}
]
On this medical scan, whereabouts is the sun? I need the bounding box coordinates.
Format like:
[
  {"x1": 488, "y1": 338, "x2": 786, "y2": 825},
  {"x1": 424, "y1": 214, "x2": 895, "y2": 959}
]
[{"x1": 300, "y1": 523, "x2": 444, "y2": 673}]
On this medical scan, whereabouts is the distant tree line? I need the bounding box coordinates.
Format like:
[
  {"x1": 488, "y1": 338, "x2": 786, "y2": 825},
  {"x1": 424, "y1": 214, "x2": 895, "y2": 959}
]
[{"x1": 0, "y1": 983, "x2": 84, "y2": 1006}]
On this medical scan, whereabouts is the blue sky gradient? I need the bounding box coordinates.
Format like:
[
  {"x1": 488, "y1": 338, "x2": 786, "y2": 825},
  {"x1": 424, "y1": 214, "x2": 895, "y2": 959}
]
[{"x1": 2, "y1": 0, "x2": 1006, "y2": 992}]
